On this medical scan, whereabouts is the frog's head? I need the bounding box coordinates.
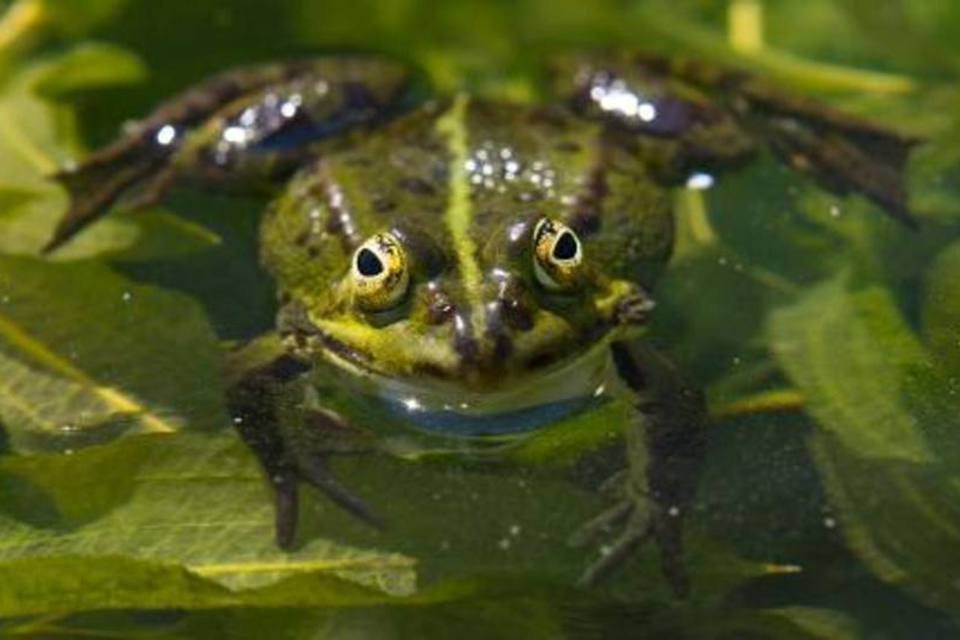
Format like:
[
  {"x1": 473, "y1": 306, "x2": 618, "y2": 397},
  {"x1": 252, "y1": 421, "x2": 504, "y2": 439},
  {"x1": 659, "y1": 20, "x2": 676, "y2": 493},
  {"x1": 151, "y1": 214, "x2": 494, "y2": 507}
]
[
  {"x1": 275, "y1": 211, "x2": 655, "y2": 390},
  {"x1": 263, "y1": 100, "x2": 672, "y2": 390}
]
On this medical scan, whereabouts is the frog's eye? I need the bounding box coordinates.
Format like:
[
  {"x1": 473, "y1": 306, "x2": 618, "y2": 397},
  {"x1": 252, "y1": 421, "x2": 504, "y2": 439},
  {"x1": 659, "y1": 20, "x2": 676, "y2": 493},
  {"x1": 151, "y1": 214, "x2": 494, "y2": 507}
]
[
  {"x1": 532, "y1": 218, "x2": 583, "y2": 291},
  {"x1": 351, "y1": 232, "x2": 410, "y2": 311}
]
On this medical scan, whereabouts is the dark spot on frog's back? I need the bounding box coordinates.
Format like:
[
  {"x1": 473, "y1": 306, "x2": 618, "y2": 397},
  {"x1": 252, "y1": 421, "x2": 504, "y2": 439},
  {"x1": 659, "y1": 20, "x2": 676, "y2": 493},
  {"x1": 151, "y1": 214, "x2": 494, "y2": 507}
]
[
  {"x1": 569, "y1": 206, "x2": 602, "y2": 236},
  {"x1": 398, "y1": 176, "x2": 437, "y2": 196},
  {"x1": 529, "y1": 104, "x2": 572, "y2": 129},
  {"x1": 371, "y1": 195, "x2": 396, "y2": 213},
  {"x1": 555, "y1": 140, "x2": 582, "y2": 153},
  {"x1": 293, "y1": 228, "x2": 310, "y2": 247}
]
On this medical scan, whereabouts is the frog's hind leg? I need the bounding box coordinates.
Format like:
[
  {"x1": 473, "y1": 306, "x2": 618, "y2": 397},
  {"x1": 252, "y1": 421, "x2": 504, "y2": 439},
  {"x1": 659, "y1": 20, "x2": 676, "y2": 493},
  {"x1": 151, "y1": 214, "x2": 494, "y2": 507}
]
[
  {"x1": 287, "y1": 410, "x2": 385, "y2": 530},
  {"x1": 551, "y1": 52, "x2": 920, "y2": 226},
  {"x1": 47, "y1": 56, "x2": 421, "y2": 252}
]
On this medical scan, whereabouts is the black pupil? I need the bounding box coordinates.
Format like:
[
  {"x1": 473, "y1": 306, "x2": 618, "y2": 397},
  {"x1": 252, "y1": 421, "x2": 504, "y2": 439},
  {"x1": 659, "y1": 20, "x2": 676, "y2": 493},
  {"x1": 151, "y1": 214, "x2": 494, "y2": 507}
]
[
  {"x1": 553, "y1": 232, "x2": 578, "y2": 261},
  {"x1": 357, "y1": 248, "x2": 384, "y2": 277}
]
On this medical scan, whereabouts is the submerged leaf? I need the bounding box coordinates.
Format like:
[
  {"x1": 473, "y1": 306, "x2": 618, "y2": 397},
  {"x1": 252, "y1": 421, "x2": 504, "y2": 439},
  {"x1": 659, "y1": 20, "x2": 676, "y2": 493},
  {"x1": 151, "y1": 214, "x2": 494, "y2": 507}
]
[
  {"x1": 923, "y1": 239, "x2": 960, "y2": 378},
  {"x1": 0, "y1": 187, "x2": 37, "y2": 218},
  {"x1": 769, "y1": 275, "x2": 934, "y2": 462},
  {"x1": 33, "y1": 41, "x2": 146, "y2": 98},
  {"x1": 0, "y1": 427, "x2": 775, "y2": 619},
  {"x1": 37, "y1": 0, "x2": 129, "y2": 37},
  {"x1": 770, "y1": 273, "x2": 960, "y2": 619},
  {"x1": 0, "y1": 45, "x2": 218, "y2": 259},
  {"x1": 0, "y1": 255, "x2": 227, "y2": 452},
  {"x1": 0, "y1": 434, "x2": 418, "y2": 609}
]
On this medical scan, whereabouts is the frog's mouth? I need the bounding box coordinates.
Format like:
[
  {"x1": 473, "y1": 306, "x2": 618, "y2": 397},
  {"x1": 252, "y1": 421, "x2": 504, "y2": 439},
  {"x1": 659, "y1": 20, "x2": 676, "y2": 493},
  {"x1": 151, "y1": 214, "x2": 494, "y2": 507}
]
[
  {"x1": 319, "y1": 334, "x2": 620, "y2": 422},
  {"x1": 307, "y1": 316, "x2": 633, "y2": 393},
  {"x1": 282, "y1": 280, "x2": 651, "y2": 392}
]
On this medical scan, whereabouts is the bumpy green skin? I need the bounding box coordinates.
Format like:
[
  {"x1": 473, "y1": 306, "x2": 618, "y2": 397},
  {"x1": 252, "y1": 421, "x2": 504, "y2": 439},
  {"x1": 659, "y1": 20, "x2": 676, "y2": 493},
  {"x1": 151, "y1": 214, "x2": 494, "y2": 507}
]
[
  {"x1": 260, "y1": 97, "x2": 674, "y2": 385},
  {"x1": 52, "y1": 52, "x2": 918, "y2": 595}
]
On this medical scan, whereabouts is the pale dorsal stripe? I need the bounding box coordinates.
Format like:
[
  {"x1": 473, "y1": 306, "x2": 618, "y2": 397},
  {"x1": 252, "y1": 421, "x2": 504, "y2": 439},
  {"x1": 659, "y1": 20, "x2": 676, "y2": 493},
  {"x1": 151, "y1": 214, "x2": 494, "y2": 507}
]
[{"x1": 435, "y1": 95, "x2": 485, "y2": 333}]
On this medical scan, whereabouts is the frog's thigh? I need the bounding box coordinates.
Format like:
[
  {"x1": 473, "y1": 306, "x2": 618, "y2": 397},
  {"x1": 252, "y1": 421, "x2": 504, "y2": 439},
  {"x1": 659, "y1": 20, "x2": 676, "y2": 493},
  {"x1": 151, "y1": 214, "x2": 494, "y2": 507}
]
[
  {"x1": 546, "y1": 52, "x2": 756, "y2": 181},
  {"x1": 50, "y1": 56, "x2": 420, "y2": 251}
]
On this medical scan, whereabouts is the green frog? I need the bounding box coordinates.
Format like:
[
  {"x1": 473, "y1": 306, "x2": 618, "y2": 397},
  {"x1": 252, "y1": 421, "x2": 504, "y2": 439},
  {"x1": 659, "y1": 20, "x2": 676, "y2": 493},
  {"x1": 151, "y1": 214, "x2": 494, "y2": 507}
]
[{"x1": 47, "y1": 52, "x2": 917, "y2": 595}]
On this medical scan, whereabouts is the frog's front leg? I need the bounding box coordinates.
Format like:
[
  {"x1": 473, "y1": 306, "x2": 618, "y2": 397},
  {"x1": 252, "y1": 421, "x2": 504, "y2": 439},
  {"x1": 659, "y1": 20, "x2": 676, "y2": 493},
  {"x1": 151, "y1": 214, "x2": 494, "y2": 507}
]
[
  {"x1": 572, "y1": 340, "x2": 706, "y2": 596},
  {"x1": 49, "y1": 56, "x2": 419, "y2": 251},
  {"x1": 227, "y1": 337, "x2": 381, "y2": 548}
]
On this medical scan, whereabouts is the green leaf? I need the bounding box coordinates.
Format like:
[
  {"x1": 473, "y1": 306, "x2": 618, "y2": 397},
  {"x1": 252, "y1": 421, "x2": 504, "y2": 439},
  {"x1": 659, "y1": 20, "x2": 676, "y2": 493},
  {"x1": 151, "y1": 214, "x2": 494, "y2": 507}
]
[
  {"x1": 0, "y1": 46, "x2": 218, "y2": 259},
  {"x1": 0, "y1": 255, "x2": 227, "y2": 452},
  {"x1": 38, "y1": 0, "x2": 128, "y2": 36},
  {"x1": 907, "y1": 116, "x2": 960, "y2": 221},
  {"x1": 757, "y1": 606, "x2": 861, "y2": 640},
  {"x1": 0, "y1": 434, "x2": 418, "y2": 614},
  {"x1": 33, "y1": 41, "x2": 145, "y2": 98},
  {"x1": 769, "y1": 273, "x2": 960, "y2": 619},
  {"x1": 769, "y1": 275, "x2": 934, "y2": 462},
  {"x1": 0, "y1": 187, "x2": 37, "y2": 218},
  {"x1": 923, "y1": 239, "x2": 960, "y2": 378},
  {"x1": 0, "y1": 428, "x2": 775, "y2": 621}
]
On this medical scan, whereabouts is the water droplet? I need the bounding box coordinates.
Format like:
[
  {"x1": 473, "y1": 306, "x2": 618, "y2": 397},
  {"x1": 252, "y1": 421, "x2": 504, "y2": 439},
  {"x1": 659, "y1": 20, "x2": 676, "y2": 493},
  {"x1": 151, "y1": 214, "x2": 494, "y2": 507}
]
[
  {"x1": 222, "y1": 126, "x2": 250, "y2": 145},
  {"x1": 280, "y1": 101, "x2": 299, "y2": 119},
  {"x1": 155, "y1": 125, "x2": 177, "y2": 146},
  {"x1": 686, "y1": 172, "x2": 715, "y2": 190}
]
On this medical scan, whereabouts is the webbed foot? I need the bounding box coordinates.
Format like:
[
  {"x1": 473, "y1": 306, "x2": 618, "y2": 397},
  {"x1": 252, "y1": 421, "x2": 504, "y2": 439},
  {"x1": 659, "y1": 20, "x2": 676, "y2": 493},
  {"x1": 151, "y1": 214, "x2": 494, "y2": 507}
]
[
  {"x1": 570, "y1": 468, "x2": 689, "y2": 596},
  {"x1": 270, "y1": 448, "x2": 384, "y2": 550}
]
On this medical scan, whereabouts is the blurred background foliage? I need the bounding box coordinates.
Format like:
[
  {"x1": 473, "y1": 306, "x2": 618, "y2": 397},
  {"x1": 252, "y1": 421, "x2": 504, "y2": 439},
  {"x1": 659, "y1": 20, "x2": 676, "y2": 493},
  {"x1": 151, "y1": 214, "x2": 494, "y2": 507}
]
[{"x1": 0, "y1": 0, "x2": 959, "y2": 638}]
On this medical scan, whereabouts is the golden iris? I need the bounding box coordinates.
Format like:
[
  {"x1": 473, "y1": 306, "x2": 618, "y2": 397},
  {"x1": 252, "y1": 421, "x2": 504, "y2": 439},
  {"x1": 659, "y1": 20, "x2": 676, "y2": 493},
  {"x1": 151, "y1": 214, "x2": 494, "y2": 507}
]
[
  {"x1": 532, "y1": 218, "x2": 583, "y2": 291},
  {"x1": 351, "y1": 232, "x2": 410, "y2": 311}
]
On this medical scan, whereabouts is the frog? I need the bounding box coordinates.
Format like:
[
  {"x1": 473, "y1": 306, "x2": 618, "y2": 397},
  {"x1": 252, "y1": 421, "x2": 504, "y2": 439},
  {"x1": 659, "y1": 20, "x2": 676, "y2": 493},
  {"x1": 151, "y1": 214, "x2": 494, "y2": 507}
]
[{"x1": 46, "y1": 51, "x2": 918, "y2": 595}]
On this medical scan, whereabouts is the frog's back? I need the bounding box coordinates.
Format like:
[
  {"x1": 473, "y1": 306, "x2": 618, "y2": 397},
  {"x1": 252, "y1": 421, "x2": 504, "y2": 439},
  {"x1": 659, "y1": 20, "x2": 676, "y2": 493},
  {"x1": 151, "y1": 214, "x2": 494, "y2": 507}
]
[{"x1": 261, "y1": 97, "x2": 673, "y2": 308}]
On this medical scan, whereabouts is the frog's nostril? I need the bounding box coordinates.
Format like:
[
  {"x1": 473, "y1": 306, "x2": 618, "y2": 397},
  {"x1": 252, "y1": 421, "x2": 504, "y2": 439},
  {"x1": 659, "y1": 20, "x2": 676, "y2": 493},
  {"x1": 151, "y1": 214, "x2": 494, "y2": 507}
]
[
  {"x1": 500, "y1": 296, "x2": 534, "y2": 332},
  {"x1": 492, "y1": 274, "x2": 534, "y2": 332},
  {"x1": 453, "y1": 312, "x2": 479, "y2": 363},
  {"x1": 424, "y1": 287, "x2": 455, "y2": 325}
]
